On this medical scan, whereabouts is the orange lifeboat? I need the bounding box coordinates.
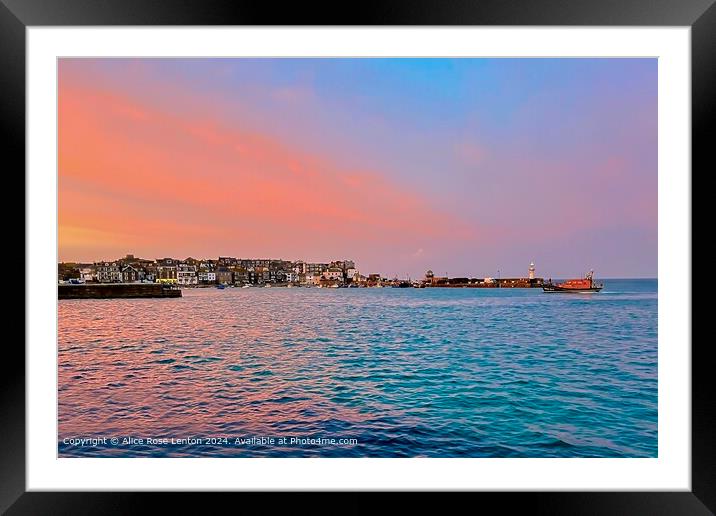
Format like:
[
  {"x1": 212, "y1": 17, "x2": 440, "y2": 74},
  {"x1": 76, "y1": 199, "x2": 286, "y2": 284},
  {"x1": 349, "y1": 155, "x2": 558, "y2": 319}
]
[{"x1": 543, "y1": 270, "x2": 603, "y2": 293}]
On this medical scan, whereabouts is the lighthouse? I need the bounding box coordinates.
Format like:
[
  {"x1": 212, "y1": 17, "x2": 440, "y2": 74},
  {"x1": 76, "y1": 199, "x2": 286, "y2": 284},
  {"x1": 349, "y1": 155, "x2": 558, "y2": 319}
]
[{"x1": 528, "y1": 262, "x2": 536, "y2": 280}]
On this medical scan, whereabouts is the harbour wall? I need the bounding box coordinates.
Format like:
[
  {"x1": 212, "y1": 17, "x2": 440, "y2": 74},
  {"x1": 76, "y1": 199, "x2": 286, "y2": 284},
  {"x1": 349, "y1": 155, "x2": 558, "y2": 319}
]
[
  {"x1": 59, "y1": 283, "x2": 182, "y2": 299},
  {"x1": 429, "y1": 278, "x2": 545, "y2": 288}
]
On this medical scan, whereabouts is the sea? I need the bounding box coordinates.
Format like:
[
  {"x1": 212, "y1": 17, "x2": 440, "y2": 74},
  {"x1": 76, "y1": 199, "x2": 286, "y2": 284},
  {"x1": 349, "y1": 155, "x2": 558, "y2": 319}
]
[{"x1": 58, "y1": 279, "x2": 657, "y2": 458}]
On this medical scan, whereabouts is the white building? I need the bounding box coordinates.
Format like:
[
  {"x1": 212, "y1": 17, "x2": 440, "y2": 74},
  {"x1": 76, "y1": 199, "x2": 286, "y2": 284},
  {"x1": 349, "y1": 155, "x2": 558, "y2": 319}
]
[
  {"x1": 177, "y1": 264, "x2": 198, "y2": 285},
  {"x1": 79, "y1": 267, "x2": 95, "y2": 282},
  {"x1": 322, "y1": 268, "x2": 343, "y2": 281},
  {"x1": 121, "y1": 265, "x2": 140, "y2": 283},
  {"x1": 95, "y1": 262, "x2": 121, "y2": 283},
  {"x1": 306, "y1": 262, "x2": 328, "y2": 275},
  {"x1": 529, "y1": 262, "x2": 536, "y2": 280},
  {"x1": 293, "y1": 261, "x2": 306, "y2": 275},
  {"x1": 198, "y1": 271, "x2": 216, "y2": 283}
]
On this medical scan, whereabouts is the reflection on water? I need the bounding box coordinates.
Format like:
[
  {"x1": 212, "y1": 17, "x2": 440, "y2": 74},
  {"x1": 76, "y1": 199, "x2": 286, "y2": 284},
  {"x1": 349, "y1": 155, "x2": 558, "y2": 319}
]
[{"x1": 58, "y1": 279, "x2": 657, "y2": 457}]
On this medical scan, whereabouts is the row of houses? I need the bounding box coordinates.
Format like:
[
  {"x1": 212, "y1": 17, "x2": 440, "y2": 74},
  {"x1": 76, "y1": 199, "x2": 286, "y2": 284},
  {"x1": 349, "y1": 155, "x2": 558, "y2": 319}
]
[{"x1": 58, "y1": 254, "x2": 361, "y2": 286}]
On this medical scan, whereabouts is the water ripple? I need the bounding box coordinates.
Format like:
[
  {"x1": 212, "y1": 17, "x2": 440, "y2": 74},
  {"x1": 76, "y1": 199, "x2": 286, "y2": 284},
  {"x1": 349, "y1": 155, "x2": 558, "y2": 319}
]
[{"x1": 58, "y1": 279, "x2": 657, "y2": 457}]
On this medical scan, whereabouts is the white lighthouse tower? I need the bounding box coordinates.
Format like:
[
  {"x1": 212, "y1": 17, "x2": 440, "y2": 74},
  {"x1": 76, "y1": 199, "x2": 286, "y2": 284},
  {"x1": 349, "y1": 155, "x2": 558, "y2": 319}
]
[{"x1": 528, "y1": 262, "x2": 536, "y2": 280}]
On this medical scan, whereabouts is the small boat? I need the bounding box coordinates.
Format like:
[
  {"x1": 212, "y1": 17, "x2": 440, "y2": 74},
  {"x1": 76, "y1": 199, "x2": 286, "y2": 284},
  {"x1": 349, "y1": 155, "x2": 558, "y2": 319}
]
[
  {"x1": 543, "y1": 270, "x2": 603, "y2": 293},
  {"x1": 242, "y1": 284, "x2": 251, "y2": 288},
  {"x1": 215, "y1": 284, "x2": 226, "y2": 289}
]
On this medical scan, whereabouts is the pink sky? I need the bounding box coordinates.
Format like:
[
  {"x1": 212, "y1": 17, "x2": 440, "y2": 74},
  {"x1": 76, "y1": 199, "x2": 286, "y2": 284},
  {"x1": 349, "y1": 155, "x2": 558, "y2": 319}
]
[{"x1": 59, "y1": 59, "x2": 657, "y2": 278}]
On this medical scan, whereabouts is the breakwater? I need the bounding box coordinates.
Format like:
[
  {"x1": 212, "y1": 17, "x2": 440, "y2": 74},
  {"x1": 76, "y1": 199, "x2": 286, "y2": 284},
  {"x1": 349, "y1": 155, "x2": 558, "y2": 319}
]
[
  {"x1": 426, "y1": 278, "x2": 545, "y2": 288},
  {"x1": 59, "y1": 283, "x2": 181, "y2": 299}
]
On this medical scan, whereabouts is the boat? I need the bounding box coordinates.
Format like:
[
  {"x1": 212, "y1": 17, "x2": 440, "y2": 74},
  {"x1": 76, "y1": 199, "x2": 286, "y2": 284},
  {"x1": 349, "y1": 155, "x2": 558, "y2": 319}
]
[
  {"x1": 215, "y1": 284, "x2": 226, "y2": 289},
  {"x1": 242, "y1": 284, "x2": 251, "y2": 288},
  {"x1": 543, "y1": 270, "x2": 603, "y2": 293}
]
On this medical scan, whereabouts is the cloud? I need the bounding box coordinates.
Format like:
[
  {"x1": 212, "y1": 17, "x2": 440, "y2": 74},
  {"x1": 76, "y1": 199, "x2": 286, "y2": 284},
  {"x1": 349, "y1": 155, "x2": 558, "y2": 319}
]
[{"x1": 58, "y1": 69, "x2": 476, "y2": 262}]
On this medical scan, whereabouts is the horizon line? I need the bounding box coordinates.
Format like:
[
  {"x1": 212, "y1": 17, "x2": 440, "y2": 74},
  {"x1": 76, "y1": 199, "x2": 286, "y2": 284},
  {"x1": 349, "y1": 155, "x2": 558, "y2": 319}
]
[{"x1": 56, "y1": 256, "x2": 656, "y2": 280}]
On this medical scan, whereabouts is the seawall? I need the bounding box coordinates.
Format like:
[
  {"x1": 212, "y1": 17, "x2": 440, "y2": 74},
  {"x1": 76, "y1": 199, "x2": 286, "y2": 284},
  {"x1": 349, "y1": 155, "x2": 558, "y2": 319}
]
[
  {"x1": 59, "y1": 283, "x2": 182, "y2": 299},
  {"x1": 428, "y1": 278, "x2": 545, "y2": 288}
]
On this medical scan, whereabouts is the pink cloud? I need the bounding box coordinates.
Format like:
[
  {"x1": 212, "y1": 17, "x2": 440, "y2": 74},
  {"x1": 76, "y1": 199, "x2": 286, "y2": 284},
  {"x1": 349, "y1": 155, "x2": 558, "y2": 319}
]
[{"x1": 58, "y1": 74, "x2": 476, "y2": 263}]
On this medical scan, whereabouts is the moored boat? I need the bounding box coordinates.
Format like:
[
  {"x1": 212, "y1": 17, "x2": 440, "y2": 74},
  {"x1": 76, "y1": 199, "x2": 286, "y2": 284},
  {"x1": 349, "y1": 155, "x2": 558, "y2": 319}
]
[
  {"x1": 543, "y1": 270, "x2": 603, "y2": 293},
  {"x1": 391, "y1": 281, "x2": 412, "y2": 288}
]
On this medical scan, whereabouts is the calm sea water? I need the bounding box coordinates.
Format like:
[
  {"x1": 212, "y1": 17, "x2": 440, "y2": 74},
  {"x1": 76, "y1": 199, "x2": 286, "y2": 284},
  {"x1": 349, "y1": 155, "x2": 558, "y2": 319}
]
[{"x1": 58, "y1": 279, "x2": 657, "y2": 458}]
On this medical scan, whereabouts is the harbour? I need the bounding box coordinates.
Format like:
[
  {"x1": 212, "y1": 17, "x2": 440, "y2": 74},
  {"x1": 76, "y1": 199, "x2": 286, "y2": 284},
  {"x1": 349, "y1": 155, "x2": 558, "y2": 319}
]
[{"x1": 59, "y1": 256, "x2": 575, "y2": 293}]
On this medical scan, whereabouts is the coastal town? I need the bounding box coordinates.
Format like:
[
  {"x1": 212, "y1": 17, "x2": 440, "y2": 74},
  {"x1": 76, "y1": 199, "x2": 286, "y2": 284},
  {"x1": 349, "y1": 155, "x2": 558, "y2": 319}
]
[{"x1": 57, "y1": 254, "x2": 545, "y2": 289}]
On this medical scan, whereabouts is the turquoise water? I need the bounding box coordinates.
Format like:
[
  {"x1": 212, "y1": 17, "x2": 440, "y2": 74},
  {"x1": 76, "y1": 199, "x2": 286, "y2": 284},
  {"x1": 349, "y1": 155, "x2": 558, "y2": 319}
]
[{"x1": 58, "y1": 279, "x2": 657, "y2": 457}]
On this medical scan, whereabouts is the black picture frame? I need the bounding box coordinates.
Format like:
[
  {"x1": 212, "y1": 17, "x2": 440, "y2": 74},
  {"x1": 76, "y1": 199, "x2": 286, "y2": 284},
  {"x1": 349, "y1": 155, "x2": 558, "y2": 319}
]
[{"x1": 3, "y1": 0, "x2": 709, "y2": 512}]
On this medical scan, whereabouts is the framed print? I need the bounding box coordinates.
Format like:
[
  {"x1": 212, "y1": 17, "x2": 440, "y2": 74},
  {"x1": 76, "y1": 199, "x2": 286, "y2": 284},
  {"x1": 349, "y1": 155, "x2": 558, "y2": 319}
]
[{"x1": 4, "y1": 0, "x2": 711, "y2": 512}]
